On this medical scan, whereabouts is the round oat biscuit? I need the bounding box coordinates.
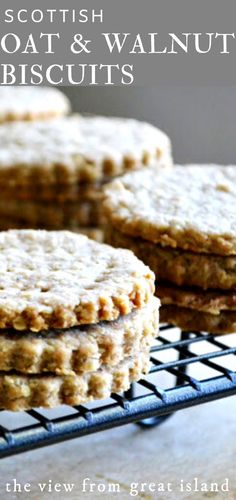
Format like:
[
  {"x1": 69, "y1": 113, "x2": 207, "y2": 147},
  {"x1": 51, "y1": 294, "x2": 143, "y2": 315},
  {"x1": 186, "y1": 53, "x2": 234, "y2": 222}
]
[
  {"x1": 157, "y1": 283, "x2": 236, "y2": 315},
  {"x1": 105, "y1": 228, "x2": 236, "y2": 291},
  {"x1": 0, "y1": 298, "x2": 159, "y2": 375},
  {"x1": 0, "y1": 198, "x2": 104, "y2": 228},
  {"x1": 0, "y1": 351, "x2": 150, "y2": 411},
  {"x1": 0, "y1": 115, "x2": 172, "y2": 186},
  {"x1": 0, "y1": 220, "x2": 104, "y2": 242},
  {"x1": 0, "y1": 87, "x2": 70, "y2": 123},
  {"x1": 103, "y1": 164, "x2": 236, "y2": 255},
  {"x1": 160, "y1": 305, "x2": 236, "y2": 335},
  {"x1": 0, "y1": 181, "x2": 103, "y2": 202},
  {"x1": 0, "y1": 230, "x2": 154, "y2": 332}
]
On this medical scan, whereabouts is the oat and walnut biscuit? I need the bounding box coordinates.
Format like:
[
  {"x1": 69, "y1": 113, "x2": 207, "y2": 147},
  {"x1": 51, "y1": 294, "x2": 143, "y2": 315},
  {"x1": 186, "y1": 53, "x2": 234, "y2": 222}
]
[
  {"x1": 103, "y1": 164, "x2": 236, "y2": 256},
  {"x1": 0, "y1": 298, "x2": 159, "y2": 375},
  {"x1": 0, "y1": 87, "x2": 70, "y2": 122},
  {"x1": 0, "y1": 230, "x2": 155, "y2": 332},
  {"x1": 104, "y1": 164, "x2": 236, "y2": 334},
  {"x1": 105, "y1": 229, "x2": 236, "y2": 291},
  {"x1": 0, "y1": 198, "x2": 105, "y2": 228},
  {"x1": 0, "y1": 230, "x2": 159, "y2": 410},
  {"x1": 0, "y1": 115, "x2": 172, "y2": 186},
  {"x1": 0, "y1": 353, "x2": 150, "y2": 412},
  {"x1": 0, "y1": 114, "x2": 172, "y2": 235},
  {"x1": 0, "y1": 222, "x2": 104, "y2": 243},
  {"x1": 160, "y1": 307, "x2": 236, "y2": 335}
]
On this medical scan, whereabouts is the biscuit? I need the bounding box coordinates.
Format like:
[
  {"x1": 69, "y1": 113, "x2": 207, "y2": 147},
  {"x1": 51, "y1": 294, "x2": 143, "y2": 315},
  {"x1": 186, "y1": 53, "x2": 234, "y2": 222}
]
[
  {"x1": 157, "y1": 283, "x2": 236, "y2": 315},
  {"x1": 0, "y1": 181, "x2": 103, "y2": 202},
  {"x1": 0, "y1": 230, "x2": 154, "y2": 332},
  {"x1": 0, "y1": 199, "x2": 104, "y2": 228},
  {"x1": 0, "y1": 352, "x2": 150, "y2": 411},
  {"x1": 103, "y1": 164, "x2": 236, "y2": 255},
  {"x1": 0, "y1": 298, "x2": 159, "y2": 375},
  {"x1": 0, "y1": 115, "x2": 172, "y2": 186},
  {"x1": 160, "y1": 305, "x2": 236, "y2": 335},
  {"x1": 0, "y1": 221, "x2": 104, "y2": 242},
  {"x1": 0, "y1": 87, "x2": 70, "y2": 122},
  {"x1": 76, "y1": 228, "x2": 104, "y2": 242},
  {"x1": 105, "y1": 229, "x2": 236, "y2": 291}
]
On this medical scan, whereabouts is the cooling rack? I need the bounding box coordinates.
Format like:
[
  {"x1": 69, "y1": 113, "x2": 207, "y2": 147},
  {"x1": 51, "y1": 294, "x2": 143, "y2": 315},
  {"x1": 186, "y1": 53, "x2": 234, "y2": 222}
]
[{"x1": 0, "y1": 324, "x2": 236, "y2": 458}]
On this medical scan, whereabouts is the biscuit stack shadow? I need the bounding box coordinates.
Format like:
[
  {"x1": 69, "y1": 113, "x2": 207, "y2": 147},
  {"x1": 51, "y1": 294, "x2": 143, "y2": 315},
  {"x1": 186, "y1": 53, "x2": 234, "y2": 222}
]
[
  {"x1": 103, "y1": 164, "x2": 236, "y2": 335},
  {"x1": 0, "y1": 230, "x2": 159, "y2": 411},
  {"x1": 0, "y1": 89, "x2": 172, "y2": 240}
]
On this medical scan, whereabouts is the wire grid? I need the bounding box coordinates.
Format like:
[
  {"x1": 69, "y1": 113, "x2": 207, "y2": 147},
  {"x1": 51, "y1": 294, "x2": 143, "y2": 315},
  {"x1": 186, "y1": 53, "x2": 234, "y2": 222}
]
[{"x1": 0, "y1": 324, "x2": 236, "y2": 458}]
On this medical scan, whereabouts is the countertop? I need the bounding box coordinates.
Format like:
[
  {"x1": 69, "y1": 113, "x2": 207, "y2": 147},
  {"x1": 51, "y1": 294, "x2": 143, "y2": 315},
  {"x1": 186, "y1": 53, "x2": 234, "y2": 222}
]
[{"x1": 1, "y1": 395, "x2": 236, "y2": 500}]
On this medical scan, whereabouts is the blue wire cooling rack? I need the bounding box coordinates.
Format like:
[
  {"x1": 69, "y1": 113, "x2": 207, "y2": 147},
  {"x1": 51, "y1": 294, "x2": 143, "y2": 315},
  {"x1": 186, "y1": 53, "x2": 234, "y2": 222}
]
[{"x1": 0, "y1": 324, "x2": 235, "y2": 458}]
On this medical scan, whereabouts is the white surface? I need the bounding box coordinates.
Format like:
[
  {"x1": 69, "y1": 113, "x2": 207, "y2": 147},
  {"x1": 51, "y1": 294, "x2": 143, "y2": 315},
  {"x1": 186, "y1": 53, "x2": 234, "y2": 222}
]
[{"x1": 1, "y1": 396, "x2": 236, "y2": 499}]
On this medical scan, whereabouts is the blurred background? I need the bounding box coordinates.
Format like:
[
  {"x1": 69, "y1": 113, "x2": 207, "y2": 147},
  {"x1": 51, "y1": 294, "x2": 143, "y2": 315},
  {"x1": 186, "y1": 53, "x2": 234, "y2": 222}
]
[{"x1": 63, "y1": 86, "x2": 235, "y2": 164}]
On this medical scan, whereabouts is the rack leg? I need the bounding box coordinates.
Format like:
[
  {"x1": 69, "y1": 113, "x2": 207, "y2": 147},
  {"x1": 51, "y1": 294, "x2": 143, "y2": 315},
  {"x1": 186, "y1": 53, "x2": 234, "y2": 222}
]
[{"x1": 129, "y1": 330, "x2": 190, "y2": 429}]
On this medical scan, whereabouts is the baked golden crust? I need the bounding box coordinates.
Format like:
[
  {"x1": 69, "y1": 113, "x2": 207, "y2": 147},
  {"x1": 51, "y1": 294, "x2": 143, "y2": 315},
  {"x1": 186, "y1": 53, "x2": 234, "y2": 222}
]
[
  {"x1": 0, "y1": 115, "x2": 172, "y2": 186},
  {"x1": 160, "y1": 305, "x2": 236, "y2": 334},
  {"x1": 104, "y1": 228, "x2": 236, "y2": 291},
  {"x1": 0, "y1": 352, "x2": 150, "y2": 411},
  {"x1": 0, "y1": 230, "x2": 155, "y2": 332},
  {"x1": 0, "y1": 298, "x2": 159, "y2": 375},
  {"x1": 0, "y1": 181, "x2": 103, "y2": 203},
  {"x1": 103, "y1": 164, "x2": 236, "y2": 256},
  {"x1": 0, "y1": 87, "x2": 70, "y2": 123},
  {"x1": 0, "y1": 199, "x2": 104, "y2": 228},
  {"x1": 157, "y1": 283, "x2": 236, "y2": 315}
]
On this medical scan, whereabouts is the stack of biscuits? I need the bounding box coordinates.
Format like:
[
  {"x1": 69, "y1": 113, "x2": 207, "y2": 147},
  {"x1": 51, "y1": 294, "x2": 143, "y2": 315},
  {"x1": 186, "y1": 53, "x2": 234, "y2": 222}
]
[
  {"x1": 0, "y1": 88, "x2": 172, "y2": 240},
  {"x1": 0, "y1": 86, "x2": 70, "y2": 123},
  {"x1": 0, "y1": 229, "x2": 159, "y2": 411},
  {"x1": 103, "y1": 164, "x2": 236, "y2": 335}
]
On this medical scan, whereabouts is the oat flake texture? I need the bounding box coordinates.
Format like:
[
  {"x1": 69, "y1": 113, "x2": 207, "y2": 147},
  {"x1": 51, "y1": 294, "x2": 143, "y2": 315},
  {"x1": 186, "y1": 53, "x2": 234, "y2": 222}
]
[
  {"x1": 105, "y1": 228, "x2": 236, "y2": 290},
  {"x1": 103, "y1": 164, "x2": 236, "y2": 255},
  {"x1": 157, "y1": 283, "x2": 236, "y2": 315},
  {"x1": 0, "y1": 115, "x2": 172, "y2": 185},
  {"x1": 160, "y1": 306, "x2": 236, "y2": 335},
  {"x1": 0, "y1": 352, "x2": 150, "y2": 411},
  {"x1": 0, "y1": 230, "x2": 154, "y2": 332},
  {"x1": 0, "y1": 298, "x2": 159, "y2": 376}
]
